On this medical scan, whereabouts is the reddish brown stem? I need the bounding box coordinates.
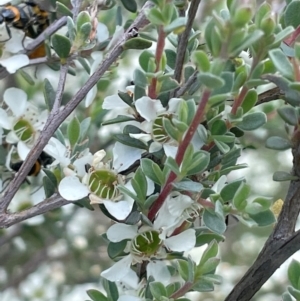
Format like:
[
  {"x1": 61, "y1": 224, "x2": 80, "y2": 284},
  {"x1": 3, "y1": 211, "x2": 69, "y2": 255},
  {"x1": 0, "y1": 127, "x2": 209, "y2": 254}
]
[
  {"x1": 231, "y1": 85, "x2": 248, "y2": 115},
  {"x1": 148, "y1": 90, "x2": 211, "y2": 221},
  {"x1": 292, "y1": 58, "x2": 300, "y2": 81},
  {"x1": 148, "y1": 26, "x2": 166, "y2": 98},
  {"x1": 284, "y1": 26, "x2": 300, "y2": 46}
]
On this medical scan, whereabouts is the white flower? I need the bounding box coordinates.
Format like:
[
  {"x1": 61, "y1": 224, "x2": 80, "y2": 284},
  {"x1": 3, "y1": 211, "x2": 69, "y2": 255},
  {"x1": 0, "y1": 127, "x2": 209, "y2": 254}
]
[
  {"x1": 154, "y1": 191, "x2": 201, "y2": 238},
  {"x1": 101, "y1": 223, "x2": 195, "y2": 282},
  {"x1": 58, "y1": 150, "x2": 154, "y2": 220},
  {"x1": 0, "y1": 88, "x2": 48, "y2": 153},
  {"x1": 130, "y1": 96, "x2": 181, "y2": 157}
]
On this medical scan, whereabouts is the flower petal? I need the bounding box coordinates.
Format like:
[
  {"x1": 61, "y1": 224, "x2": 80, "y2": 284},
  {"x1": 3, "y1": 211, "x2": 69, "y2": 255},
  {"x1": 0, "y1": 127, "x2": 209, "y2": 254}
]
[
  {"x1": 103, "y1": 199, "x2": 133, "y2": 220},
  {"x1": 113, "y1": 142, "x2": 145, "y2": 172},
  {"x1": 101, "y1": 254, "x2": 132, "y2": 281},
  {"x1": 4, "y1": 88, "x2": 27, "y2": 117},
  {"x1": 164, "y1": 229, "x2": 196, "y2": 252},
  {"x1": 135, "y1": 97, "x2": 164, "y2": 121},
  {"x1": 17, "y1": 141, "x2": 31, "y2": 160},
  {"x1": 58, "y1": 176, "x2": 89, "y2": 201},
  {"x1": 85, "y1": 85, "x2": 97, "y2": 107},
  {"x1": 1, "y1": 54, "x2": 29, "y2": 73},
  {"x1": 0, "y1": 108, "x2": 11, "y2": 129},
  {"x1": 147, "y1": 261, "x2": 171, "y2": 285},
  {"x1": 163, "y1": 144, "x2": 178, "y2": 158},
  {"x1": 103, "y1": 94, "x2": 130, "y2": 110},
  {"x1": 107, "y1": 223, "x2": 138, "y2": 242}
]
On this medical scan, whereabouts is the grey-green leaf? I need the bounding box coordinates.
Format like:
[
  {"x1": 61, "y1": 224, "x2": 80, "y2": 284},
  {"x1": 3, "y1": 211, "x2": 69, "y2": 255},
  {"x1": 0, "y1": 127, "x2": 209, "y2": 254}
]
[
  {"x1": 266, "y1": 136, "x2": 292, "y2": 150},
  {"x1": 237, "y1": 112, "x2": 267, "y2": 131}
]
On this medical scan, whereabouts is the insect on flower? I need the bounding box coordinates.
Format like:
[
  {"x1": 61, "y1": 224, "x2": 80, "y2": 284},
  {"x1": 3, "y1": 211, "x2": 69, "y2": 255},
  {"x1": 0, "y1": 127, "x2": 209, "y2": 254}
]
[
  {"x1": 0, "y1": 0, "x2": 50, "y2": 58},
  {"x1": 10, "y1": 151, "x2": 54, "y2": 177}
]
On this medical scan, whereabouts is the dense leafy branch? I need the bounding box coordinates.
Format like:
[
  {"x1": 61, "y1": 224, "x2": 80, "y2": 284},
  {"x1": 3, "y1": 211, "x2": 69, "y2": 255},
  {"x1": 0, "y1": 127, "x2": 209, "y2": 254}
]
[{"x1": 0, "y1": 1, "x2": 154, "y2": 219}]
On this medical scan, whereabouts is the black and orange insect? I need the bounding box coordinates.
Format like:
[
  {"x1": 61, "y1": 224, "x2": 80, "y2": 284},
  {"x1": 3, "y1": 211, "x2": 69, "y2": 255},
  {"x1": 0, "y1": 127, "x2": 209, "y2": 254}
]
[
  {"x1": 0, "y1": 1, "x2": 50, "y2": 58},
  {"x1": 10, "y1": 151, "x2": 54, "y2": 177}
]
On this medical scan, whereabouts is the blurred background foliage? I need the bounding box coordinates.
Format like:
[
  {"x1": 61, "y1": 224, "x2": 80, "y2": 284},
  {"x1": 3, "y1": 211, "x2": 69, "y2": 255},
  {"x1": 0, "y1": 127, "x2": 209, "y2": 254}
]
[{"x1": 0, "y1": 0, "x2": 296, "y2": 300}]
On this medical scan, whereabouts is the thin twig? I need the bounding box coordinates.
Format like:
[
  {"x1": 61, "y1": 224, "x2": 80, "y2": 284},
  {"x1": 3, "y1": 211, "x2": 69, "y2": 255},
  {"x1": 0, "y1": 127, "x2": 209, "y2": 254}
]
[
  {"x1": 173, "y1": 0, "x2": 201, "y2": 83},
  {"x1": 174, "y1": 70, "x2": 198, "y2": 97},
  {"x1": 0, "y1": 194, "x2": 70, "y2": 228}
]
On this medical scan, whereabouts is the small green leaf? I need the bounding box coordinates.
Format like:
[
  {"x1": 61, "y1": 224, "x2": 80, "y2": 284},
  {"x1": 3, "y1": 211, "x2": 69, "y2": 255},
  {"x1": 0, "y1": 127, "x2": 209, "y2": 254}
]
[
  {"x1": 203, "y1": 209, "x2": 226, "y2": 234},
  {"x1": 233, "y1": 182, "x2": 250, "y2": 211},
  {"x1": 277, "y1": 106, "x2": 298, "y2": 125},
  {"x1": 282, "y1": 292, "x2": 294, "y2": 301},
  {"x1": 67, "y1": 117, "x2": 80, "y2": 147},
  {"x1": 192, "y1": 50, "x2": 210, "y2": 72},
  {"x1": 131, "y1": 167, "x2": 147, "y2": 205},
  {"x1": 78, "y1": 22, "x2": 92, "y2": 41},
  {"x1": 237, "y1": 112, "x2": 267, "y2": 131},
  {"x1": 199, "y1": 240, "x2": 218, "y2": 266},
  {"x1": 241, "y1": 89, "x2": 257, "y2": 114},
  {"x1": 195, "y1": 231, "x2": 225, "y2": 247},
  {"x1": 102, "y1": 115, "x2": 136, "y2": 126},
  {"x1": 141, "y1": 158, "x2": 164, "y2": 185},
  {"x1": 139, "y1": 50, "x2": 156, "y2": 72},
  {"x1": 266, "y1": 136, "x2": 292, "y2": 150},
  {"x1": 230, "y1": 30, "x2": 264, "y2": 56},
  {"x1": 160, "y1": 77, "x2": 179, "y2": 93},
  {"x1": 164, "y1": 17, "x2": 187, "y2": 34},
  {"x1": 173, "y1": 180, "x2": 203, "y2": 192},
  {"x1": 177, "y1": 259, "x2": 189, "y2": 281},
  {"x1": 43, "y1": 78, "x2": 56, "y2": 111},
  {"x1": 43, "y1": 169, "x2": 58, "y2": 187},
  {"x1": 211, "y1": 119, "x2": 227, "y2": 135},
  {"x1": 214, "y1": 139, "x2": 230, "y2": 154},
  {"x1": 163, "y1": 118, "x2": 180, "y2": 141},
  {"x1": 80, "y1": 117, "x2": 91, "y2": 140},
  {"x1": 86, "y1": 289, "x2": 107, "y2": 301},
  {"x1": 76, "y1": 11, "x2": 91, "y2": 31},
  {"x1": 52, "y1": 34, "x2": 71, "y2": 62},
  {"x1": 146, "y1": 7, "x2": 165, "y2": 25},
  {"x1": 288, "y1": 287, "x2": 300, "y2": 300},
  {"x1": 19, "y1": 69, "x2": 35, "y2": 85},
  {"x1": 120, "y1": 0, "x2": 137, "y2": 12},
  {"x1": 56, "y1": 2, "x2": 73, "y2": 17},
  {"x1": 123, "y1": 37, "x2": 152, "y2": 49},
  {"x1": 192, "y1": 278, "x2": 214, "y2": 292},
  {"x1": 198, "y1": 257, "x2": 220, "y2": 275},
  {"x1": 165, "y1": 156, "x2": 180, "y2": 175},
  {"x1": 249, "y1": 209, "x2": 276, "y2": 226},
  {"x1": 198, "y1": 73, "x2": 225, "y2": 89},
  {"x1": 149, "y1": 282, "x2": 167, "y2": 299},
  {"x1": 114, "y1": 134, "x2": 148, "y2": 150},
  {"x1": 118, "y1": 91, "x2": 133, "y2": 106},
  {"x1": 43, "y1": 176, "x2": 56, "y2": 198},
  {"x1": 269, "y1": 49, "x2": 294, "y2": 80},
  {"x1": 186, "y1": 150, "x2": 210, "y2": 176},
  {"x1": 133, "y1": 69, "x2": 148, "y2": 88},
  {"x1": 102, "y1": 279, "x2": 119, "y2": 301},
  {"x1": 107, "y1": 240, "x2": 127, "y2": 259},
  {"x1": 273, "y1": 171, "x2": 299, "y2": 182},
  {"x1": 285, "y1": 1, "x2": 300, "y2": 28},
  {"x1": 288, "y1": 260, "x2": 300, "y2": 289}
]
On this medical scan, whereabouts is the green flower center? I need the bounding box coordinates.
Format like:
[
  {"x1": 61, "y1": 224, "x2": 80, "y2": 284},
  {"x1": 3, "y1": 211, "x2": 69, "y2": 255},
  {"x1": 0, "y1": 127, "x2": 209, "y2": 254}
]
[
  {"x1": 88, "y1": 170, "x2": 119, "y2": 200},
  {"x1": 13, "y1": 119, "x2": 35, "y2": 143},
  {"x1": 131, "y1": 230, "x2": 162, "y2": 259},
  {"x1": 152, "y1": 113, "x2": 173, "y2": 143}
]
